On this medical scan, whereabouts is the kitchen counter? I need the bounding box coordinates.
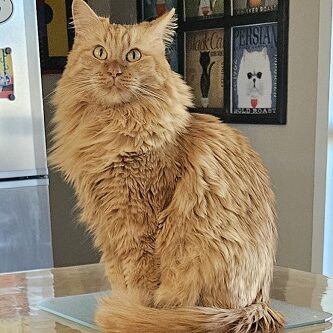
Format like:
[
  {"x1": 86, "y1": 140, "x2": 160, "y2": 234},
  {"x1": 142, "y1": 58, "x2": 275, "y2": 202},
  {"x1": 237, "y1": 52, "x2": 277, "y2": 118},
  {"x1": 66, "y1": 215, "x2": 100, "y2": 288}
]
[{"x1": 0, "y1": 264, "x2": 332, "y2": 332}]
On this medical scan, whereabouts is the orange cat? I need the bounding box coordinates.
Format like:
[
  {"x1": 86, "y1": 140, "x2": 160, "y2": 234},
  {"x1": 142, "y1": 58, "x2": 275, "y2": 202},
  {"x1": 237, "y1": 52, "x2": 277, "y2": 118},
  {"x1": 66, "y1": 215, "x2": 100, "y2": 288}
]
[{"x1": 50, "y1": 0, "x2": 284, "y2": 332}]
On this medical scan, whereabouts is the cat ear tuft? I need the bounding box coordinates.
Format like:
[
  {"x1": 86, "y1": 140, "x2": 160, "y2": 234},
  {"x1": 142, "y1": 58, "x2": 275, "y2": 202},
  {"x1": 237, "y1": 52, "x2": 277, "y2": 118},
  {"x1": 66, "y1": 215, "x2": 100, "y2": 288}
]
[
  {"x1": 242, "y1": 49, "x2": 249, "y2": 61},
  {"x1": 262, "y1": 47, "x2": 268, "y2": 57},
  {"x1": 148, "y1": 9, "x2": 177, "y2": 46},
  {"x1": 72, "y1": 0, "x2": 100, "y2": 37}
]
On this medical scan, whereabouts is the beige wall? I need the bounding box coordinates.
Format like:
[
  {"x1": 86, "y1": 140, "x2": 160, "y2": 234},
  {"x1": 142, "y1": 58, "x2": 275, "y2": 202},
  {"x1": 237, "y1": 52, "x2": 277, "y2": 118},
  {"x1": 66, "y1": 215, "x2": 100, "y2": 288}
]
[
  {"x1": 43, "y1": 74, "x2": 100, "y2": 267},
  {"x1": 43, "y1": 0, "x2": 329, "y2": 270},
  {"x1": 233, "y1": 0, "x2": 329, "y2": 271}
]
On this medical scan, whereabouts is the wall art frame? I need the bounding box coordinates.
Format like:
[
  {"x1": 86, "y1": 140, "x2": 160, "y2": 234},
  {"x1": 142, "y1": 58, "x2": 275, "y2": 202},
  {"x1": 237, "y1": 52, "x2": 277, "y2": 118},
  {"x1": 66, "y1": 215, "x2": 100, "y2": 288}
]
[
  {"x1": 36, "y1": 0, "x2": 81, "y2": 73},
  {"x1": 137, "y1": 0, "x2": 289, "y2": 124}
]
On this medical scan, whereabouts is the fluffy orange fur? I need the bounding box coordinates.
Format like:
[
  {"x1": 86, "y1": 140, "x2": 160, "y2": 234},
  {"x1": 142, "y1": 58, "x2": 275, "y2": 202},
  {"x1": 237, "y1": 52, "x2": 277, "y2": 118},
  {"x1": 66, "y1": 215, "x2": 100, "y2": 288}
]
[{"x1": 50, "y1": 0, "x2": 285, "y2": 332}]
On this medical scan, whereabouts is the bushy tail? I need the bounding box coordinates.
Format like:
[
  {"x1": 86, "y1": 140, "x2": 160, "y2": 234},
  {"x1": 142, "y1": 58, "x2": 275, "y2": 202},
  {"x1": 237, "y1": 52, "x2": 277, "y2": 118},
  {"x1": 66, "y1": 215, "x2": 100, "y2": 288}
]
[{"x1": 96, "y1": 294, "x2": 285, "y2": 333}]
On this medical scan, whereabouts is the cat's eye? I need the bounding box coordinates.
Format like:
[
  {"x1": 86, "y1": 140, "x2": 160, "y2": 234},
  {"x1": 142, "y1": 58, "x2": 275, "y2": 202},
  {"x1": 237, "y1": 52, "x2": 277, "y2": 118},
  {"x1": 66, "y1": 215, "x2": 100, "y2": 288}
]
[
  {"x1": 126, "y1": 49, "x2": 142, "y2": 62},
  {"x1": 93, "y1": 46, "x2": 108, "y2": 60},
  {"x1": 247, "y1": 72, "x2": 253, "y2": 79},
  {"x1": 257, "y1": 72, "x2": 262, "y2": 79}
]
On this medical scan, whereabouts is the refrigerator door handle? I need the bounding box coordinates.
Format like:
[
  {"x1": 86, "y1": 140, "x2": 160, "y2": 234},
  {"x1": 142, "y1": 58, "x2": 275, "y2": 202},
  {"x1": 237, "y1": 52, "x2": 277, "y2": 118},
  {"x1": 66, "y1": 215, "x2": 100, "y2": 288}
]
[{"x1": 0, "y1": 178, "x2": 49, "y2": 189}]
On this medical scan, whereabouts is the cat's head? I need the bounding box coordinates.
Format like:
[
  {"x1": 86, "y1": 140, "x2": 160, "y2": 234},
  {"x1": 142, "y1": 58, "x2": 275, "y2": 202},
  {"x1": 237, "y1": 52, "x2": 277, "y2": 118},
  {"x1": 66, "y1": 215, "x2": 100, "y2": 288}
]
[
  {"x1": 199, "y1": 51, "x2": 210, "y2": 66},
  {"x1": 64, "y1": 0, "x2": 177, "y2": 107}
]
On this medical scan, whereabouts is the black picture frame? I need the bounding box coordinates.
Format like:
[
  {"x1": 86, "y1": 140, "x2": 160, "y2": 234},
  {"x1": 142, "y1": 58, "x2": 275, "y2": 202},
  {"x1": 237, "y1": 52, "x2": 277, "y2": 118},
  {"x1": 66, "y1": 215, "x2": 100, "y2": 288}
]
[
  {"x1": 36, "y1": 0, "x2": 77, "y2": 73},
  {"x1": 137, "y1": 0, "x2": 289, "y2": 124}
]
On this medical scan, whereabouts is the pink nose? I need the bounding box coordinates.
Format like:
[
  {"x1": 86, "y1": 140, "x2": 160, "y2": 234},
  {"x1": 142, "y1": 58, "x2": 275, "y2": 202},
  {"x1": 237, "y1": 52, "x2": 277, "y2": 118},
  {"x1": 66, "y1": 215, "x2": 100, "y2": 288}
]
[{"x1": 108, "y1": 62, "x2": 123, "y2": 78}]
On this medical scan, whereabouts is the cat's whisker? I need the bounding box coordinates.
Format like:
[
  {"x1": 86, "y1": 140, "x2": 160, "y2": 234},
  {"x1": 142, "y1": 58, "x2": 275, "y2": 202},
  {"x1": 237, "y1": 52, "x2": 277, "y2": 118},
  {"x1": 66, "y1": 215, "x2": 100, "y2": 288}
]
[
  {"x1": 131, "y1": 86, "x2": 166, "y2": 103},
  {"x1": 57, "y1": 82, "x2": 92, "y2": 91},
  {"x1": 43, "y1": 90, "x2": 56, "y2": 101},
  {"x1": 134, "y1": 88, "x2": 160, "y2": 99},
  {"x1": 43, "y1": 83, "x2": 92, "y2": 102}
]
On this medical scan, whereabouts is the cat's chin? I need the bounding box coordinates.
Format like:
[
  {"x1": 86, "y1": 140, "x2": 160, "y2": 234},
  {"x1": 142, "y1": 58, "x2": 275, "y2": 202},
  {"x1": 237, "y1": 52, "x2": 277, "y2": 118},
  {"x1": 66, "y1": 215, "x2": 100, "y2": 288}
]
[{"x1": 97, "y1": 86, "x2": 135, "y2": 106}]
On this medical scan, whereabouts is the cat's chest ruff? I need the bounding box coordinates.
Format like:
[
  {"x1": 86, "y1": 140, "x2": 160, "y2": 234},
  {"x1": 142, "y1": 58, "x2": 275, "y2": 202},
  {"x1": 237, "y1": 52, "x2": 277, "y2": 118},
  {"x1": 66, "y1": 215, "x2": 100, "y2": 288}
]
[
  {"x1": 107, "y1": 154, "x2": 168, "y2": 208},
  {"x1": 86, "y1": 150, "x2": 177, "y2": 224}
]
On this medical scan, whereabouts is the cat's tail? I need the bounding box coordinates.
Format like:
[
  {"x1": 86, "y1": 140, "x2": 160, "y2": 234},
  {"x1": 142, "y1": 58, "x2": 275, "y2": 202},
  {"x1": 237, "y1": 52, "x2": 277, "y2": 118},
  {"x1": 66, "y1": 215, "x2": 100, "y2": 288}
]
[
  {"x1": 208, "y1": 61, "x2": 216, "y2": 77},
  {"x1": 95, "y1": 294, "x2": 285, "y2": 333}
]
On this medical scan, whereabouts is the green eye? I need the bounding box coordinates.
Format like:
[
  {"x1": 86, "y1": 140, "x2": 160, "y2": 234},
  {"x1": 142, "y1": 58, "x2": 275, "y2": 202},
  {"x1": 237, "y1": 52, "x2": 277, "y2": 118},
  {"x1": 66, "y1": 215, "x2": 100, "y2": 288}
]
[
  {"x1": 93, "y1": 46, "x2": 108, "y2": 60},
  {"x1": 126, "y1": 49, "x2": 142, "y2": 62}
]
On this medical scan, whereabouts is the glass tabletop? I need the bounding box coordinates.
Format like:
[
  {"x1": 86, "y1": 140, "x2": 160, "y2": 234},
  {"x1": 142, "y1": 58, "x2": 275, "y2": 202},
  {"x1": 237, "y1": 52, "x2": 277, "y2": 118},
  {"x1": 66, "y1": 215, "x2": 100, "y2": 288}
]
[{"x1": 0, "y1": 264, "x2": 332, "y2": 332}]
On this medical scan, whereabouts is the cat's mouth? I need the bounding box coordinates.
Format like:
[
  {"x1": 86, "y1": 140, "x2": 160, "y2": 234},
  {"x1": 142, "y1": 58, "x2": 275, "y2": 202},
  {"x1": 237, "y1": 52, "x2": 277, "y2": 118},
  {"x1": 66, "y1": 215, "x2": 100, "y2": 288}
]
[
  {"x1": 98, "y1": 80, "x2": 134, "y2": 106},
  {"x1": 109, "y1": 78, "x2": 119, "y2": 88},
  {"x1": 108, "y1": 77, "x2": 128, "y2": 91},
  {"x1": 105, "y1": 80, "x2": 124, "y2": 95}
]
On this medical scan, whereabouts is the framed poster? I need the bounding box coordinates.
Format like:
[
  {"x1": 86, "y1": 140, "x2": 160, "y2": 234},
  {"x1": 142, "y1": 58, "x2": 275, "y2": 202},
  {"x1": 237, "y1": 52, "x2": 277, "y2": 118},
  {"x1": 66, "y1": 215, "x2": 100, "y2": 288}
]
[
  {"x1": 137, "y1": 0, "x2": 179, "y2": 72},
  {"x1": 185, "y1": 29, "x2": 224, "y2": 109},
  {"x1": 231, "y1": 23, "x2": 277, "y2": 115},
  {"x1": 233, "y1": 0, "x2": 278, "y2": 15},
  {"x1": 184, "y1": 0, "x2": 224, "y2": 21},
  {"x1": 140, "y1": 0, "x2": 178, "y2": 20},
  {"x1": 36, "y1": 0, "x2": 77, "y2": 73},
  {"x1": 137, "y1": 0, "x2": 289, "y2": 124}
]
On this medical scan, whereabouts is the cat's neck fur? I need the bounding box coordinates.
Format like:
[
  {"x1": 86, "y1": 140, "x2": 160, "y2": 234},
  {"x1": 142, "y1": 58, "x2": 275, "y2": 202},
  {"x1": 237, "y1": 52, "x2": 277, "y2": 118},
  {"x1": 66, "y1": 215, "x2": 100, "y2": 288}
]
[{"x1": 51, "y1": 70, "x2": 192, "y2": 184}]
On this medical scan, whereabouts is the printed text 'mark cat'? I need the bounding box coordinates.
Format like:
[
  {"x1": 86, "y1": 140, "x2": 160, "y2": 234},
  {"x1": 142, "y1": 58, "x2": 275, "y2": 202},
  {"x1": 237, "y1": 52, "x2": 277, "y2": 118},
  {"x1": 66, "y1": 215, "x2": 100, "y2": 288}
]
[{"x1": 187, "y1": 31, "x2": 223, "y2": 51}]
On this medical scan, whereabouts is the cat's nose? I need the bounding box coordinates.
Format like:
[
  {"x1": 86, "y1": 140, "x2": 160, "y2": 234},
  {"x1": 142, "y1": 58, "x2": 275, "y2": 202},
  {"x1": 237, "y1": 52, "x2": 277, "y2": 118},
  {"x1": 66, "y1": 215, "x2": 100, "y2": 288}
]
[{"x1": 107, "y1": 62, "x2": 123, "y2": 78}]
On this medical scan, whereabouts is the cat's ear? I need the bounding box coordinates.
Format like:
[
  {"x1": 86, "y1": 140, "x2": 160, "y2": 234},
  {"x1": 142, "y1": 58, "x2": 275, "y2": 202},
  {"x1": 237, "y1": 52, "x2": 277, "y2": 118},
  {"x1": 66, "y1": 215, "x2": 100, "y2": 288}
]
[
  {"x1": 262, "y1": 47, "x2": 268, "y2": 58},
  {"x1": 72, "y1": 0, "x2": 100, "y2": 37},
  {"x1": 148, "y1": 9, "x2": 177, "y2": 46}
]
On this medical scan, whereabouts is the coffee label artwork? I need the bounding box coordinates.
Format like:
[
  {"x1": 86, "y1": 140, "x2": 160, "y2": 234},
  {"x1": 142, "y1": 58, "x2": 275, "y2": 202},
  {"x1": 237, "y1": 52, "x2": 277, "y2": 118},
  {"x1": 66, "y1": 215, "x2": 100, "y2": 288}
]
[
  {"x1": 185, "y1": 29, "x2": 224, "y2": 109},
  {"x1": 233, "y1": 0, "x2": 278, "y2": 15},
  {"x1": 143, "y1": 0, "x2": 179, "y2": 72},
  {"x1": 231, "y1": 23, "x2": 277, "y2": 115},
  {"x1": 0, "y1": 48, "x2": 14, "y2": 100},
  {"x1": 143, "y1": 0, "x2": 177, "y2": 19},
  {"x1": 185, "y1": 0, "x2": 224, "y2": 19}
]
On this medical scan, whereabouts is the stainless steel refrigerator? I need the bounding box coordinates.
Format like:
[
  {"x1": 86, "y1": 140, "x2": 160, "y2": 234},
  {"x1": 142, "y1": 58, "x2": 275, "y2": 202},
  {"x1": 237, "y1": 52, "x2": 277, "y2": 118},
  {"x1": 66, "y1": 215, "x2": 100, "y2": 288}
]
[{"x1": 0, "y1": 0, "x2": 53, "y2": 273}]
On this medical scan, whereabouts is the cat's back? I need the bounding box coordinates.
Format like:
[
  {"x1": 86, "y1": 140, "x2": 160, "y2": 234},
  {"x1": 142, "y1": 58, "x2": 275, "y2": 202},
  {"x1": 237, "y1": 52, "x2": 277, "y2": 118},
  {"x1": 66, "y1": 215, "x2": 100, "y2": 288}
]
[
  {"x1": 183, "y1": 113, "x2": 257, "y2": 162},
  {"x1": 180, "y1": 113, "x2": 273, "y2": 206}
]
